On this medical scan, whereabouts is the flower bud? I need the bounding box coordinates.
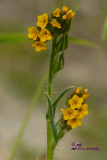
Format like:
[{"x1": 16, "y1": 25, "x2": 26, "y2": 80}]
[{"x1": 75, "y1": 87, "x2": 82, "y2": 94}]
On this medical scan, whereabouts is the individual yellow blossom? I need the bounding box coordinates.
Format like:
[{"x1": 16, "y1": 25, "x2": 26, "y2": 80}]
[
  {"x1": 62, "y1": 6, "x2": 68, "y2": 14},
  {"x1": 67, "y1": 117, "x2": 82, "y2": 129},
  {"x1": 61, "y1": 108, "x2": 77, "y2": 120},
  {"x1": 75, "y1": 87, "x2": 82, "y2": 94},
  {"x1": 62, "y1": 15, "x2": 67, "y2": 20},
  {"x1": 50, "y1": 19, "x2": 61, "y2": 28},
  {"x1": 37, "y1": 13, "x2": 48, "y2": 29},
  {"x1": 38, "y1": 28, "x2": 52, "y2": 42},
  {"x1": 82, "y1": 89, "x2": 88, "y2": 95},
  {"x1": 69, "y1": 12, "x2": 75, "y2": 18},
  {"x1": 27, "y1": 26, "x2": 39, "y2": 40},
  {"x1": 53, "y1": 8, "x2": 60, "y2": 17},
  {"x1": 77, "y1": 104, "x2": 89, "y2": 118},
  {"x1": 32, "y1": 41, "x2": 47, "y2": 52},
  {"x1": 67, "y1": 10, "x2": 75, "y2": 19},
  {"x1": 82, "y1": 94, "x2": 90, "y2": 100},
  {"x1": 68, "y1": 95, "x2": 83, "y2": 109},
  {"x1": 67, "y1": 9, "x2": 73, "y2": 15}
]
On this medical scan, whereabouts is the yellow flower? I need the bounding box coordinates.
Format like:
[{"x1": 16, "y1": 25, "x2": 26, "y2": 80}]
[
  {"x1": 27, "y1": 26, "x2": 38, "y2": 40},
  {"x1": 37, "y1": 13, "x2": 48, "y2": 29},
  {"x1": 67, "y1": 9, "x2": 73, "y2": 15},
  {"x1": 68, "y1": 95, "x2": 83, "y2": 109},
  {"x1": 61, "y1": 108, "x2": 77, "y2": 120},
  {"x1": 62, "y1": 15, "x2": 67, "y2": 20},
  {"x1": 53, "y1": 8, "x2": 60, "y2": 17},
  {"x1": 75, "y1": 87, "x2": 82, "y2": 94},
  {"x1": 32, "y1": 41, "x2": 47, "y2": 52},
  {"x1": 50, "y1": 19, "x2": 61, "y2": 28},
  {"x1": 77, "y1": 104, "x2": 89, "y2": 118},
  {"x1": 67, "y1": 10, "x2": 75, "y2": 19},
  {"x1": 67, "y1": 117, "x2": 82, "y2": 129},
  {"x1": 62, "y1": 6, "x2": 68, "y2": 14},
  {"x1": 38, "y1": 28, "x2": 52, "y2": 42},
  {"x1": 82, "y1": 94, "x2": 90, "y2": 100},
  {"x1": 69, "y1": 12, "x2": 75, "y2": 18},
  {"x1": 82, "y1": 89, "x2": 88, "y2": 95}
]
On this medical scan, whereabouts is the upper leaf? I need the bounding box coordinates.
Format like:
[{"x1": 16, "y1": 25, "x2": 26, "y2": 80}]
[{"x1": 53, "y1": 86, "x2": 75, "y2": 116}]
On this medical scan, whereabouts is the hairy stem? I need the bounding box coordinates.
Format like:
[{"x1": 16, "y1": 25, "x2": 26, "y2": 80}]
[
  {"x1": 47, "y1": 37, "x2": 56, "y2": 160},
  {"x1": 48, "y1": 38, "x2": 56, "y2": 97}
]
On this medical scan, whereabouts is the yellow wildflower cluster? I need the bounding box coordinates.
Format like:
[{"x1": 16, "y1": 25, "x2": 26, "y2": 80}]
[
  {"x1": 61, "y1": 87, "x2": 90, "y2": 129},
  {"x1": 27, "y1": 13, "x2": 52, "y2": 52},
  {"x1": 62, "y1": 7, "x2": 75, "y2": 20},
  {"x1": 27, "y1": 6, "x2": 75, "y2": 52}
]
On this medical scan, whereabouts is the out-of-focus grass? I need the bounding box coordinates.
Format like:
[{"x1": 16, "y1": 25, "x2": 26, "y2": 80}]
[
  {"x1": 0, "y1": 41, "x2": 48, "y2": 101},
  {"x1": 101, "y1": 17, "x2": 107, "y2": 41},
  {"x1": 0, "y1": 32, "x2": 100, "y2": 48},
  {"x1": 69, "y1": 37, "x2": 100, "y2": 48},
  {"x1": 5, "y1": 70, "x2": 38, "y2": 99},
  {"x1": 8, "y1": 68, "x2": 48, "y2": 160},
  {"x1": 0, "y1": 33, "x2": 27, "y2": 43},
  {"x1": 16, "y1": 144, "x2": 37, "y2": 160},
  {"x1": 16, "y1": 144, "x2": 42, "y2": 160}
]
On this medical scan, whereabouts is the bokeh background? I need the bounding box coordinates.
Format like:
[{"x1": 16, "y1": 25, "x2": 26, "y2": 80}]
[{"x1": 0, "y1": 0, "x2": 107, "y2": 160}]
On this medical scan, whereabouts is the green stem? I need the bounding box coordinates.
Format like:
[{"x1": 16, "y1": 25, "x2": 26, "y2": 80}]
[
  {"x1": 8, "y1": 69, "x2": 48, "y2": 160},
  {"x1": 47, "y1": 120, "x2": 55, "y2": 160},
  {"x1": 48, "y1": 37, "x2": 56, "y2": 97},
  {"x1": 47, "y1": 119, "x2": 56, "y2": 160},
  {"x1": 47, "y1": 37, "x2": 56, "y2": 160}
]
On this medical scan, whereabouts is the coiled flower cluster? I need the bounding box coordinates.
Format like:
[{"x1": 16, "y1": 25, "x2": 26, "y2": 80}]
[
  {"x1": 61, "y1": 87, "x2": 90, "y2": 129},
  {"x1": 27, "y1": 6, "x2": 75, "y2": 52}
]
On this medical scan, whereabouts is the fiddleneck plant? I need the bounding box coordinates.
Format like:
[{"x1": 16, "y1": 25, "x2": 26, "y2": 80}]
[{"x1": 28, "y1": 6, "x2": 90, "y2": 160}]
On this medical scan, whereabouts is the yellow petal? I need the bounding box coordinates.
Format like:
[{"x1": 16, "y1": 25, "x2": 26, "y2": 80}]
[
  {"x1": 82, "y1": 94, "x2": 90, "y2": 100},
  {"x1": 53, "y1": 8, "x2": 60, "y2": 17},
  {"x1": 62, "y1": 15, "x2": 67, "y2": 20},
  {"x1": 39, "y1": 28, "x2": 52, "y2": 42},
  {"x1": 82, "y1": 89, "x2": 88, "y2": 95},
  {"x1": 50, "y1": 19, "x2": 61, "y2": 28},
  {"x1": 62, "y1": 6, "x2": 68, "y2": 13},
  {"x1": 76, "y1": 87, "x2": 82, "y2": 94},
  {"x1": 37, "y1": 13, "x2": 48, "y2": 29}
]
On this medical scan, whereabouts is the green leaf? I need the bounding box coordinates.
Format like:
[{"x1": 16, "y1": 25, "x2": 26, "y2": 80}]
[
  {"x1": 56, "y1": 129, "x2": 65, "y2": 142},
  {"x1": 53, "y1": 34, "x2": 69, "y2": 74},
  {"x1": 55, "y1": 35, "x2": 63, "y2": 52},
  {"x1": 54, "y1": 52, "x2": 64, "y2": 73},
  {"x1": 56, "y1": 34, "x2": 68, "y2": 52},
  {"x1": 53, "y1": 86, "x2": 75, "y2": 115},
  {"x1": 0, "y1": 33, "x2": 27, "y2": 43},
  {"x1": 63, "y1": 34, "x2": 68, "y2": 50},
  {"x1": 45, "y1": 92, "x2": 57, "y2": 141},
  {"x1": 101, "y1": 17, "x2": 107, "y2": 42},
  {"x1": 55, "y1": 119, "x2": 65, "y2": 141},
  {"x1": 69, "y1": 37, "x2": 100, "y2": 48}
]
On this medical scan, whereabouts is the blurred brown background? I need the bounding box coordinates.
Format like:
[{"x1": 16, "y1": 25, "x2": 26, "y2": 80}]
[{"x1": 0, "y1": 0, "x2": 107, "y2": 160}]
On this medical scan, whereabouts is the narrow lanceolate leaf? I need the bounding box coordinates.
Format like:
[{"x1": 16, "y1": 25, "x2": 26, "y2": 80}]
[
  {"x1": 56, "y1": 34, "x2": 68, "y2": 52},
  {"x1": 53, "y1": 86, "x2": 75, "y2": 115},
  {"x1": 45, "y1": 92, "x2": 57, "y2": 141},
  {"x1": 0, "y1": 33, "x2": 27, "y2": 43},
  {"x1": 54, "y1": 34, "x2": 68, "y2": 73},
  {"x1": 69, "y1": 37, "x2": 100, "y2": 48},
  {"x1": 54, "y1": 52, "x2": 64, "y2": 73},
  {"x1": 101, "y1": 17, "x2": 107, "y2": 41}
]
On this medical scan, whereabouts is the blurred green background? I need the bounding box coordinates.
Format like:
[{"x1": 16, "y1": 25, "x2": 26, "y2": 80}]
[{"x1": 0, "y1": 0, "x2": 107, "y2": 160}]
